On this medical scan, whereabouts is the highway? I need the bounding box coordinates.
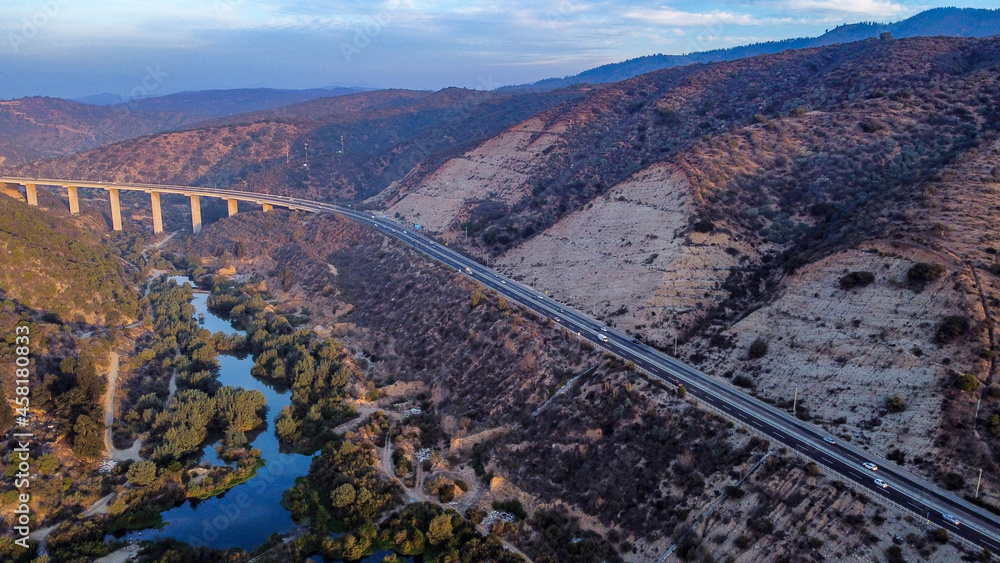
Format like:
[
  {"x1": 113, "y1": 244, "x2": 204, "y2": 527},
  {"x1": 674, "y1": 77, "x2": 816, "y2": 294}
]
[
  {"x1": 304, "y1": 202, "x2": 1000, "y2": 553},
  {"x1": 7, "y1": 177, "x2": 1000, "y2": 551}
]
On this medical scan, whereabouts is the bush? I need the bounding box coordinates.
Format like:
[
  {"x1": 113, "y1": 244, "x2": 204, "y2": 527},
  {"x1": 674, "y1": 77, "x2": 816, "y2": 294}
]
[
  {"x1": 733, "y1": 375, "x2": 753, "y2": 388},
  {"x1": 839, "y1": 271, "x2": 875, "y2": 289},
  {"x1": 956, "y1": 373, "x2": 980, "y2": 392},
  {"x1": 885, "y1": 394, "x2": 907, "y2": 413},
  {"x1": 942, "y1": 472, "x2": 965, "y2": 491},
  {"x1": 805, "y1": 462, "x2": 822, "y2": 476},
  {"x1": 126, "y1": 460, "x2": 158, "y2": 487},
  {"x1": 931, "y1": 527, "x2": 949, "y2": 543},
  {"x1": 748, "y1": 337, "x2": 768, "y2": 359},
  {"x1": 907, "y1": 262, "x2": 944, "y2": 284},
  {"x1": 887, "y1": 448, "x2": 906, "y2": 466},
  {"x1": 693, "y1": 218, "x2": 715, "y2": 233},
  {"x1": 936, "y1": 315, "x2": 970, "y2": 343},
  {"x1": 859, "y1": 118, "x2": 885, "y2": 133},
  {"x1": 492, "y1": 499, "x2": 527, "y2": 520},
  {"x1": 886, "y1": 544, "x2": 905, "y2": 563}
]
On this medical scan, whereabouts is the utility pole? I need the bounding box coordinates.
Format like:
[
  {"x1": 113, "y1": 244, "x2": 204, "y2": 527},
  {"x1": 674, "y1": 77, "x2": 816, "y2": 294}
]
[
  {"x1": 340, "y1": 134, "x2": 345, "y2": 154},
  {"x1": 976, "y1": 468, "x2": 984, "y2": 498},
  {"x1": 793, "y1": 388, "x2": 798, "y2": 417},
  {"x1": 975, "y1": 397, "x2": 982, "y2": 427}
]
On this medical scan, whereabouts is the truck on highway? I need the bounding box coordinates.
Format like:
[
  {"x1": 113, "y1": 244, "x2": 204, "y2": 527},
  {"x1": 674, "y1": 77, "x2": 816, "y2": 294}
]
[{"x1": 598, "y1": 334, "x2": 609, "y2": 342}]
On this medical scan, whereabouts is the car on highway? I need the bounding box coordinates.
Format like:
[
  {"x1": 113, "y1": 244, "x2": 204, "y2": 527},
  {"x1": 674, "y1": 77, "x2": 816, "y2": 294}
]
[
  {"x1": 942, "y1": 513, "x2": 961, "y2": 526},
  {"x1": 874, "y1": 478, "x2": 889, "y2": 489},
  {"x1": 554, "y1": 317, "x2": 561, "y2": 323},
  {"x1": 600, "y1": 326, "x2": 609, "y2": 332},
  {"x1": 597, "y1": 334, "x2": 609, "y2": 342},
  {"x1": 863, "y1": 462, "x2": 878, "y2": 471},
  {"x1": 536, "y1": 295, "x2": 544, "y2": 300},
  {"x1": 500, "y1": 280, "x2": 506, "y2": 284},
  {"x1": 822, "y1": 437, "x2": 836, "y2": 445}
]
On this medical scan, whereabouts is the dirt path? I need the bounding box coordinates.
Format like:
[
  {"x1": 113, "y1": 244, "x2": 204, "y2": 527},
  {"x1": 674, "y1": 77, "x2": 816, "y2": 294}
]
[
  {"x1": 94, "y1": 543, "x2": 140, "y2": 563},
  {"x1": 81, "y1": 492, "x2": 116, "y2": 517},
  {"x1": 103, "y1": 351, "x2": 142, "y2": 462}
]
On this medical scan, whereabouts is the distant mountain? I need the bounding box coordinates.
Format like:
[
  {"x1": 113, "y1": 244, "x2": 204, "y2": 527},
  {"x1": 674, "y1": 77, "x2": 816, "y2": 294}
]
[
  {"x1": 509, "y1": 7, "x2": 1000, "y2": 91},
  {"x1": 117, "y1": 87, "x2": 372, "y2": 119},
  {"x1": 0, "y1": 87, "x2": 379, "y2": 166}
]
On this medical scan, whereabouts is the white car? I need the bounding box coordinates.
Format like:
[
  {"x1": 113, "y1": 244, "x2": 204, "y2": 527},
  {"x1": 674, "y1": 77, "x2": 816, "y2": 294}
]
[
  {"x1": 874, "y1": 478, "x2": 889, "y2": 489},
  {"x1": 500, "y1": 280, "x2": 506, "y2": 284},
  {"x1": 822, "y1": 437, "x2": 836, "y2": 445},
  {"x1": 863, "y1": 462, "x2": 878, "y2": 471},
  {"x1": 536, "y1": 295, "x2": 544, "y2": 300},
  {"x1": 942, "y1": 513, "x2": 961, "y2": 526},
  {"x1": 600, "y1": 326, "x2": 609, "y2": 332},
  {"x1": 598, "y1": 334, "x2": 609, "y2": 342}
]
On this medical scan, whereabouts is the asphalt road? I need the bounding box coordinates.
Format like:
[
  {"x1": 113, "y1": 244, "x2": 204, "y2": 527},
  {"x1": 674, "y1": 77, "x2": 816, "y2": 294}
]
[{"x1": 7, "y1": 178, "x2": 999, "y2": 551}]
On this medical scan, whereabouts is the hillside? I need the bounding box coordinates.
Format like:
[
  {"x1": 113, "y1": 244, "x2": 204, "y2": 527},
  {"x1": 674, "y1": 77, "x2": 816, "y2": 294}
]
[
  {"x1": 375, "y1": 35, "x2": 1000, "y2": 507},
  {"x1": 512, "y1": 7, "x2": 1000, "y2": 91},
  {"x1": 0, "y1": 97, "x2": 197, "y2": 166},
  {"x1": 14, "y1": 87, "x2": 584, "y2": 203},
  {"x1": 0, "y1": 194, "x2": 141, "y2": 325}
]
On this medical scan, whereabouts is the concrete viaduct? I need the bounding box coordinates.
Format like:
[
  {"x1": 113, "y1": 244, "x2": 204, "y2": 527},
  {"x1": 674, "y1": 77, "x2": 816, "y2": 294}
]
[{"x1": 0, "y1": 177, "x2": 313, "y2": 233}]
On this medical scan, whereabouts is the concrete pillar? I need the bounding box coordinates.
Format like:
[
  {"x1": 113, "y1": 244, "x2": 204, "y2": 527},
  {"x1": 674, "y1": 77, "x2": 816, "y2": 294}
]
[
  {"x1": 150, "y1": 191, "x2": 163, "y2": 234},
  {"x1": 262, "y1": 203, "x2": 273, "y2": 212},
  {"x1": 226, "y1": 198, "x2": 238, "y2": 217},
  {"x1": 108, "y1": 188, "x2": 123, "y2": 231},
  {"x1": 190, "y1": 195, "x2": 202, "y2": 234},
  {"x1": 65, "y1": 186, "x2": 80, "y2": 215},
  {"x1": 24, "y1": 184, "x2": 38, "y2": 206}
]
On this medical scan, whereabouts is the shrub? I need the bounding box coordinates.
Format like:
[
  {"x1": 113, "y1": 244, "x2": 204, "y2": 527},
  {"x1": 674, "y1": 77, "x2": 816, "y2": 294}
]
[
  {"x1": 858, "y1": 118, "x2": 884, "y2": 133},
  {"x1": 956, "y1": 373, "x2": 980, "y2": 392},
  {"x1": 748, "y1": 337, "x2": 768, "y2": 359},
  {"x1": 805, "y1": 462, "x2": 822, "y2": 476},
  {"x1": 942, "y1": 472, "x2": 965, "y2": 491},
  {"x1": 733, "y1": 375, "x2": 753, "y2": 388},
  {"x1": 693, "y1": 218, "x2": 715, "y2": 233},
  {"x1": 492, "y1": 499, "x2": 527, "y2": 520},
  {"x1": 931, "y1": 527, "x2": 949, "y2": 543},
  {"x1": 885, "y1": 394, "x2": 907, "y2": 413},
  {"x1": 839, "y1": 271, "x2": 875, "y2": 289},
  {"x1": 734, "y1": 535, "x2": 752, "y2": 549},
  {"x1": 126, "y1": 460, "x2": 158, "y2": 487},
  {"x1": 936, "y1": 315, "x2": 970, "y2": 343},
  {"x1": 886, "y1": 545, "x2": 905, "y2": 563},
  {"x1": 887, "y1": 448, "x2": 906, "y2": 466},
  {"x1": 676, "y1": 385, "x2": 687, "y2": 398},
  {"x1": 907, "y1": 262, "x2": 944, "y2": 284}
]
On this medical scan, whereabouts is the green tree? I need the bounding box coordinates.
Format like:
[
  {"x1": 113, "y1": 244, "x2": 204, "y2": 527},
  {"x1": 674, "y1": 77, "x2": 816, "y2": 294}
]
[
  {"x1": 748, "y1": 337, "x2": 769, "y2": 359},
  {"x1": 72, "y1": 415, "x2": 105, "y2": 460},
  {"x1": 331, "y1": 483, "x2": 357, "y2": 509},
  {"x1": 427, "y1": 513, "x2": 454, "y2": 545},
  {"x1": 126, "y1": 460, "x2": 158, "y2": 486},
  {"x1": 885, "y1": 394, "x2": 907, "y2": 413}
]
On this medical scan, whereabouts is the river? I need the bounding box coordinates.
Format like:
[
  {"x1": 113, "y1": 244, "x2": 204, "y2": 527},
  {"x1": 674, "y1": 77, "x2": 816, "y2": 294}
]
[{"x1": 123, "y1": 277, "x2": 409, "y2": 561}]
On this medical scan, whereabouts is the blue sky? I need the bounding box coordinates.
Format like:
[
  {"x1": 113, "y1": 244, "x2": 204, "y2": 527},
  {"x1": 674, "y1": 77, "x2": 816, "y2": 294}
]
[{"x1": 0, "y1": 1, "x2": 995, "y2": 99}]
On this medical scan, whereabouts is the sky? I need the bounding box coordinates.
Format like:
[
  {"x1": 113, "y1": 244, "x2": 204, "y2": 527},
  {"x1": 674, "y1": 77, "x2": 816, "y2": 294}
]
[{"x1": 0, "y1": 0, "x2": 996, "y2": 100}]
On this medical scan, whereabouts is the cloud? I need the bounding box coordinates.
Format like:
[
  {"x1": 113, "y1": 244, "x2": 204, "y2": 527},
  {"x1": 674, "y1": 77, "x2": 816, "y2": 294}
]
[
  {"x1": 623, "y1": 7, "x2": 764, "y2": 27},
  {"x1": 781, "y1": 0, "x2": 913, "y2": 18}
]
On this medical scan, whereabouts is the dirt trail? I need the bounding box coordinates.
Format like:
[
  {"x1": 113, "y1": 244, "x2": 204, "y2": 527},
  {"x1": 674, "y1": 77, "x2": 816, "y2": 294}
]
[{"x1": 103, "y1": 351, "x2": 141, "y2": 462}]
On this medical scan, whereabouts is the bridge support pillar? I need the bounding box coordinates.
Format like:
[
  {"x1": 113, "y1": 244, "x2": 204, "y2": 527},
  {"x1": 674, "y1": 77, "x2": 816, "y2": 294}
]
[
  {"x1": 65, "y1": 185, "x2": 80, "y2": 215},
  {"x1": 24, "y1": 184, "x2": 38, "y2": 206},
  {"x1": 190, "y1": 195, "x2": 202, "y2": 234},
  {"x1": 226, "y1": 198, "x2": 238, "y2": 217},
  {"x1": 262, "y1": 203, "x2": 273, "y2": 212},
  {"x1": 108, "y1": 188, "x2": 123, "y2": 231},
  {"x1": 150, "y1": 191, "x2": 163, "y2": 234}
]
